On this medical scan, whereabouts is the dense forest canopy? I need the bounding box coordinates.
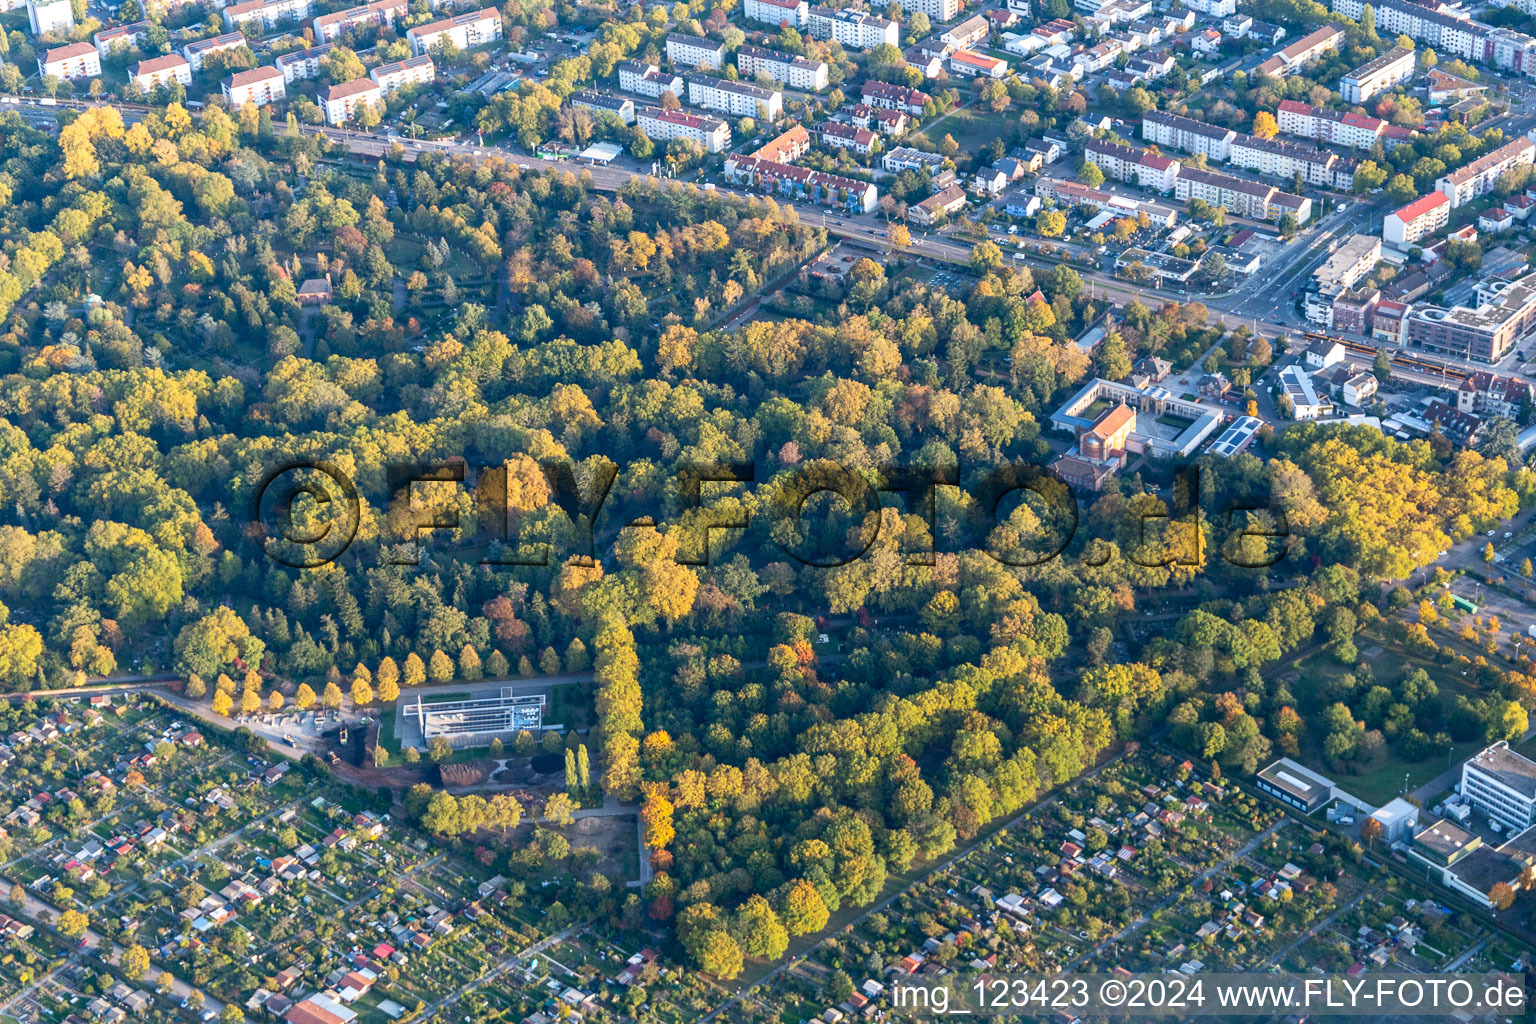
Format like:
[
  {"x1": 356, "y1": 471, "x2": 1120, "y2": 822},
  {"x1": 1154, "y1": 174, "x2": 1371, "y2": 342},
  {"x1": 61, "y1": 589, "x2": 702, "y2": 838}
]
[{"x1": 0, "y1": 99, "x2": 1531, "y2": 974}]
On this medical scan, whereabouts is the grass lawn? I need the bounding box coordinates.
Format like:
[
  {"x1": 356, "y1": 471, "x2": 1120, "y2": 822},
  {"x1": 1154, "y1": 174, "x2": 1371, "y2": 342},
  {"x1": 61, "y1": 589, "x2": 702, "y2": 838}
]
[{"x1": 912, "y1": 104, "x2": 994, "y2": 154}]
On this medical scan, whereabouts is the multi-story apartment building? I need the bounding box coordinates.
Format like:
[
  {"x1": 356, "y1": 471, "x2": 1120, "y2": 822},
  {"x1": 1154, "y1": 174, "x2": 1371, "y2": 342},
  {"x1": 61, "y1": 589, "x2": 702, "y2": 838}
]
[
  {"x1": 1312, "y1": 233, "x2": 1381, "y2": 299},
  {"x1": 1330, "y1": 0, "x2": 1536, "y2": 73},
  {"x1": 1406, "y1": 271, "x2": 1536, "y2": 361},
  {"x1": 743, "y1": 0, "x2": 809, "y2": 28},
  {"x1": 862, "y1": 80, "x2": 929, "y2": 114},
  {"x1": 737, "y1": 45, "x2": 828, "y2": 91},
  {"x1": 637, "y1": 106, "x2": 731, "y2": 152},
  {"x1": 371, "y1": 54, "x2": 434, "y2": 95},
  {"x1": 817, "y1": 121, "x2": 876, "y2": 154},
  {"x1": 617, "y1": 61, "x2": 684, "y2": 99},
  {"x1": 1182, "y1": 0, "x2": 1235, "y2": 15},
  {"x1": 276, "y1": 42, "x2": 333, "y2": 81},
  {"x1": 184, "y1": 32, "x2": 247, "y2": 72},
  {"x1": 320, "y1": 77, "x2": 382, "y2": 125},
  {"x1": 664, "y1": 33, "x2": 726, "y2": 68},
  {"x1": 1275, "y1": 100, "x2": 1386, "y2": 149},
  {"x1": 807, "y1": 7, "x2": 899, "y2": 50},
  {"x1": 894, "y1": 0, "x2": 958, "y2": 19},
  {"x1": 1383, "y1": 192, "x2": 1451, "y2": 247},
  {"x1": 313, "y1": 0, "x2": 405, "y2": 42},
  {"x1": 570, "y1": 89, "x2": 635, "y2": 124},
  {"x1": 407, "y1": 9, "x2": 501, "y2": 57},
  {"x1": 93, "y1": 21, "x2": 149, "y2": 57},
  {"x1": 222, "y1": 65, "x2": 285, "y2": 105},
  {"x1": 1229, "y1": 134, "x2": 1337, "y2": 186},
  {"x1": 1141, "y1": 110, "x2": 1237, "y2": 160},
  {"x1": 1083, "y1": 140, "x2": 1180, "y2": 191},
  {"x1": 1255, "y1": 25, "x2": 1341, "y2": 76},
  {"x1": 723, "y1": 154, "x2": 879, "y2": 212},
  {"x1": 132, "y1": 53, "x2": 192, "y2": 89},
  {"x1": 1172, "y1": 166, "x2": 1312, "y2": 223},
  {"x1": 27, "y1": 0, "x2": 73, "y2": 37},
  {"x1": 941, "y1": 13, "x2": 989, "y2": 48},
  {"x1": 38, "y1": 41, "x2": 99, "y2": 80},
  {"x1": 1460, "y1": 742, "x2": 1536, "y2": 833},
  {"x1": 223, "y1": 0, "x2": 312, "y2": 32},
  {"x1": 1436, "y1": 136, "x2": 1536, "y2": 207},
  {"x1": 752, "y1": 124, "x2": 812, "y2": 162},
  {"x1": 1340, "y1": 45, "x2": 1414, "y2": 102},
  {"x1": 687, "y1": 75, "x2": 782, "y2": 120}
]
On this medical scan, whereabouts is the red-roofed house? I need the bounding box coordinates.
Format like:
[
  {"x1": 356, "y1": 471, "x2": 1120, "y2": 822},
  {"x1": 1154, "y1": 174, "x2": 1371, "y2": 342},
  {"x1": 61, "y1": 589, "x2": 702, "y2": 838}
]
[{"x1": 1384, "y1": 192, "x2": 1450, "y2": 248}]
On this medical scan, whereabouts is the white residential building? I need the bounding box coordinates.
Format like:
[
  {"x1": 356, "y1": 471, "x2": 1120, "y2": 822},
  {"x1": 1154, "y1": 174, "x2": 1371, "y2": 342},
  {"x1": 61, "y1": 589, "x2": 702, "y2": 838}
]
[
  {"x1": 665, "y1": 32, "x2": 726, "y2": 69},
  {"x1": 38, "y1": 41, "x2": 100, "y2": 80},
  {"x1": 223, "y1": 0, "x2": 312, "y2": 32},
  {"x1": 1339, "y1": 45, "x2": 1414, "y2": 103},
  {"x1": 1229, "y1": 134, "x2": 1337, "y2": 186},
  {"x1": 1383, "y1": 192, "x2": 1451, "y2": 248},
  {"x1": 941, "y1": 13, "x2": 989, "y2": 49},
  {"x1": 743, "y1": 0, "x2": 808, "y2": 28},
  {"x1": 370, "y1": 54, "x2": 434, "y2": 94},
  {"x1": 93, "y1": 21, "x2": 149, "y2": 57},
  {"x1": 276, "y1": 42, "x2": 333, "y2": 81},
  {"x1": 1255, "y1": 25, "x2": 1341, "y2": 76},
  {"x1": 321, "y1": 77, "x2": 382, "y2": 125},
  {"x1": 637, "y1": 106, "x2": 731, "y2": 152},
  {"x1": 687, "y1": 75, "x2": 782, "y2": 120},
  {"x1": 862, "y1": 80, "x2": 929, "y2": 114},
  {"x1": 1437, "y1": 136, "x2": 1536, "y2": 207},
  {"x1": 131, "y1": 53, "x2": 192, "y2": 89},
  {"x1": 818, "y1": 121, "x2": 876, "y2": 154},
  {"x1": 1141, "y1": 110, "x2": 1236, "y2": 160},
  {"x1": 1275, "y1": 100, "x2": 1386, "y2": 149},
  {"x1": 737, "y1": 45, "x2": 828, "y2": 91},
  {"x1": 184, "y1": 32, "x2": 247, "y2": 72},
  {"x1": 895, "y1": 0, "x2": 958, "y2": 18},
  {"x1": 1084, "y1": 140, "x2": 1181, "y2": 191},
  {"x1": 617, "y1": 61, "x2": 684, "y2": 99},
  {"x1": 807, "y1": 7, "x2": 899, "y2": 49},
  {"x1": 570, "y1": 90, "x2": 635, "y2": 125},
  {"x1": 407, "y1": 8, "x2": 501, "y2": 57},
  {"x1": 1182, "y1": 0, "x2": 1235, "y2": 15},
  {"x1": 313, "y1": 0, "x2": 405, "y2": 42},
  {"x1": 26, "y1": 0, "x2": 73, "y2": 37},
  {"x1": 222, "y1": 65, "x2": 285, "y2": 105}
]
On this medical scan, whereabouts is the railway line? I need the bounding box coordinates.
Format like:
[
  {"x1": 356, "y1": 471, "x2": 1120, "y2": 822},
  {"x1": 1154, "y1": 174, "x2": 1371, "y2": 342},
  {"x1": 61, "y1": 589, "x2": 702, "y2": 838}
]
[{"x1": 1300, "y1": 330, "x2": 1474, "y2": 387}]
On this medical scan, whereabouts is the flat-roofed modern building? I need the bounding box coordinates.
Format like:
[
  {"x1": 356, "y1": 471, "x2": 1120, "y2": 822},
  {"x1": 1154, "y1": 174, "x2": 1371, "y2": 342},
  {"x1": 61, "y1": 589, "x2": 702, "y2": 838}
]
[
  {"x1": 1462, "y1": 740, "x2": 1536, "y2": 832},
  {"x1": 404, "y1": 688, "x2": 548, "y2": 749},
  {"x1": 1406, "y1": 270, "x2": 1536, "y2": 362},
  {"x1": 1340, "y1": 45, "x2": 1414, "y2": 103},
  {"x1": 1255, "y1": 757, "x2": 1334, "y2": 813}
]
